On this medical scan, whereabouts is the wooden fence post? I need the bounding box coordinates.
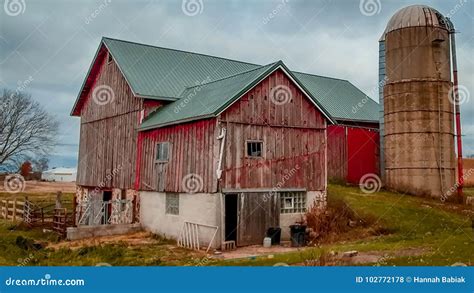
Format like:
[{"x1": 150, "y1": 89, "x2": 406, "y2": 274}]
[
  {"x1": 4, "y1": 200, "x2": 8, "y2": 220},
  {"x1": 56, "y1": 191, "x2": 62, "y2": 208},
  {"x1": 72, "y1": 193, "x2": 77, "y2": 227},
  {"x1": 12, "y1": 198, "x2": 17, "y2": 221},
  {"x1": 24, "y1": 196, "x2": 29, "y2": 223}
]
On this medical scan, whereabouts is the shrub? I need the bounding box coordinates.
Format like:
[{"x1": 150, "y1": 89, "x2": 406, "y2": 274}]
[{"x1": 305, "y1": 197, "x2": 375, "y2": 244}]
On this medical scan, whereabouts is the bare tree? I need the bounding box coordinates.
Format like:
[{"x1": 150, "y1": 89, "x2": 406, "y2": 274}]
[{"x1": 0, "y1": 89, "x2": 59, "y2": 172}]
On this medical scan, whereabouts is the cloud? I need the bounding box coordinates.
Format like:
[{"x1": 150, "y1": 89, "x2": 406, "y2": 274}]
[{"x1": 1, "y1": 0, "x2": 473, "y2": 169}]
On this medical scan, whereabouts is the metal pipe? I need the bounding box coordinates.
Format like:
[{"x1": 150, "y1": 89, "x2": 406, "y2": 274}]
[{"x1": 449, "y1": 23, "x2": 464, "y2": 202}]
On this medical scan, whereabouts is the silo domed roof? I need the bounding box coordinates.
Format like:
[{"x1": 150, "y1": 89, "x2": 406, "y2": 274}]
[{"x1": 380, "y1": 5, "x2": 452, "y2": 40}]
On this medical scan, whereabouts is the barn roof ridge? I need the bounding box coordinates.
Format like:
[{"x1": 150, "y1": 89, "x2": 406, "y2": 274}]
[
  {"x1": 139, "y1": 61, "x2": 337, "y2": 130},
  {"x1": 104, "y1": 37, "x2": 351, "y2": 84},
  {"x1": 139, "y1": 62, "x2": 279, "y2": 130},
  {"x1": 181, "y1": 61, "x2": 280, "y2": 90},
  {"x1": 72, "y1": 37, "x2": 380, "y2": 123},
  {"x1": 291, "y1": 70, "x2": 349, "y2": 83},
  {"x1": 102, "y1": 36, "x2": 261, "y2": 67}
]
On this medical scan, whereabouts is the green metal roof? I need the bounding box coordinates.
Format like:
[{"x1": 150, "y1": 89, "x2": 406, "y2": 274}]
[
  {"x1": 140, "y1": 61, "x2": 337, "y2": 130},
  {"x1": 103, "y1": 37, "x2": 258, "y2": 100},
  {"x1": 99, "y1": 37, "x2": 379, "y2": 125},
  {"x1": 293, "y1": 72, "x2": 380, "y2": 122},
  {"x1": 140, "y1": 63, "x2": 277, "y2": 130}
]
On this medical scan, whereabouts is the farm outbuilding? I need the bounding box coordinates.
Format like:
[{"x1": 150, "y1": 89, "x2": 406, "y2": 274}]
[
  {"x1": 41, "y1": 168, "x2": 77, "y2": 182},
  {"x1": 70, "y1": 37, "x2": 380, "y2": 247}
]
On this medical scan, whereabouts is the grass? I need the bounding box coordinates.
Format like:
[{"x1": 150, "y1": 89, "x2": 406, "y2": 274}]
[
  {"x1": 0, "y1": 191, "x2": 74, "y2": 204},
  {"x1": 214, "y1": 184, "x2": 474, "y2": 266},
  {"x1": 0, "y1": 191, "x2": 205, "y2": 266},
  {"x1": 0, "y1": 221, "x2": 207, "y2": 266},
  {"x1": 0, "y1": 184, "x2": 472, "y2": 266},
  {"x1": 464, "y1": 187, "x2": 474, "y2": 197}
]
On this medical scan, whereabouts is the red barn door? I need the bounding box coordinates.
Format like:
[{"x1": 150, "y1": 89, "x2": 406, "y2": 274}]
[{"x1": 346, "y1": 128, "x2": 380, "y2": 184}]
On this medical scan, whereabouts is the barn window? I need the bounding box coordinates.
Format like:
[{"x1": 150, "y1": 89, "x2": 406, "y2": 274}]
[
  {"x1": 165, "y1": 193, "x2": 179, "y2": 215},
  {"x1": 107, "y1": 53, "x2": 113, "y2": 64},
  {"x1": 155, "y1": 142, "x2": 169, "y2": 162},
  {"x1": 280, "y1": 192, "x2": 306, "y2": 213},
  {"x1": 246, "y1": 141, "x2": 263, "y2": 158}
]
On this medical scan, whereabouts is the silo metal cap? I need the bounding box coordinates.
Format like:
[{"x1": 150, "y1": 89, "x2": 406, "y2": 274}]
[{"x1": 379, "y1": 5, "x2": 452, "y2": 41}]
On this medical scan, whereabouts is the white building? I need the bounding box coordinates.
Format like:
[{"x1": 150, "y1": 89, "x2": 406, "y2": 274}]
[{"x1": 41, "y1": 167, "x2": 77, "y2": 182}]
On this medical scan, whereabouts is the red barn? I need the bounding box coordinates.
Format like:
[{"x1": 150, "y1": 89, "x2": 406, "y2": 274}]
[{"x1": 69, "y1": 38, "x2": 379, "y2": 246}]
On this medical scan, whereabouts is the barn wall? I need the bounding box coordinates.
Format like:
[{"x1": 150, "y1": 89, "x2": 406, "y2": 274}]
[
  {"x1": 76, "y1": 50, "x2": 141, "y2": 189},
  {"x1": 138, "y1": 119, "x2": 219, "y2": 193},
  {"x1": 327, "y1": 124, "x2": 380, "y2": 184},
  {"x1": 327, "y1": 125, "x2": 347, "y2": 182},
  {"x1": 219, "y1": 69, "x2": 327, "y2": 191},
  {"x1": 140, "y1": 191, "x2": 221, "y2": 248}
]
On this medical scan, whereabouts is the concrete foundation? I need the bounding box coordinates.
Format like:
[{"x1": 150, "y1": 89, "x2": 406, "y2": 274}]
[
  {"x1": 140, "y1": 190, "x2": 326, "y2": 247},
  {"x1": 140, "y1": 192, "x2": 221, "y2": 248}
]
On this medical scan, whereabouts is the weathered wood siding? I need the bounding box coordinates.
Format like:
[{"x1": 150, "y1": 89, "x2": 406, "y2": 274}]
[
  {"x1": 237, "y1": 192, "x2": 280, "y2": 246},
  {"x1": 219, "y1": 69, "x2": 327, "y2": 191},
  {"x1": 138, "y1": 119, "x2": 219, "y2": 193},
  {"x1": 77, "y1": 50, "x2": 141, "y2": 189},
  {"x1": 327, "y1": 125, "x2": 347, "y2": 182}
]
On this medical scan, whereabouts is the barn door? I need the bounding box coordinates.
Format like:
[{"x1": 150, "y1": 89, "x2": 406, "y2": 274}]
[{"x1": 237, "y1": 192, "x2": 280, "y2": 246}]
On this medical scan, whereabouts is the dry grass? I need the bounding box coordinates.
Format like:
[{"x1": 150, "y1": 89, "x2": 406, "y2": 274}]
[
  {"x1": 304, "y1": 197, "x2": 384, "y2": 245},
  {"x1": 0, "y1": 180, "x2": 76, "y2": 194}
]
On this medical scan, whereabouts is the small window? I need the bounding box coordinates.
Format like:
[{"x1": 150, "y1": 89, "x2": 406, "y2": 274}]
[
  {"x1": 165, "y1": 193, "x2": 179, "y2": 215},
  {"x1": 247, "y1": 141, "x2": 263, "y2": 158},
  {"x1": 280, "y1": 192, "x2": 306, "y2": 214},
  {"x1": 107, "y1": 53, "x2": 113, "y2": 64},
  {"x1": 155, "y1": 142, "x2": 169, "y2": 162}
]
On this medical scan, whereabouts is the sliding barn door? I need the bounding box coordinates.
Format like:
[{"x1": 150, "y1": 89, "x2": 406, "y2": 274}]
[{"x1": 237, "y1": 192, "x2": 280, "y2": 246}]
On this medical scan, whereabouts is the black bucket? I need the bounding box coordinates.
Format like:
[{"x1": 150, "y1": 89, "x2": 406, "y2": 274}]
[{"x1": 266, "y1": 227, "x2": 281, "y2": 245}]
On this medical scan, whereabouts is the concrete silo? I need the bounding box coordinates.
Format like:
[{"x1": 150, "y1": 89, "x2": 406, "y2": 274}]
[{"x1": 381, "y1": 5, "x2": 462, "y2": 199}]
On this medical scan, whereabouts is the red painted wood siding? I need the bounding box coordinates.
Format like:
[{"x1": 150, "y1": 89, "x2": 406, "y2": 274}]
[
  {"x1": 137, "y1": 119, "x2": 219, "y2": 193},
  {"x1": 327, "y1": 125, "x2": 380, "y2": 184},
  {"x1": 143, "y1": 100, "x2": 162, "y2": 117},
  {"x1": 219, "y1": 69, "x2": 327, "y2": 191},
  {"x1": 347, "y1": 127, "x2": 380, "y2": 184},
  {"x1": 76, "y1": 50, "x2": 142, "y2": 189}
]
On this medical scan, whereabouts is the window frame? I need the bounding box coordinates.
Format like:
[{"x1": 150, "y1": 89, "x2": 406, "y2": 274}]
[
  {"x1": 165, "y1": 193, "x2": 179, "y2": 215},
  {"x1": 155, "y1": 142, "x2": 170, "y2": 163},
  {"x1": 280, "y1": 192, "x2": 306, "y2": 214},
  {"x1": 246, "y1": 140, "x2": 264, "y2": 159}
]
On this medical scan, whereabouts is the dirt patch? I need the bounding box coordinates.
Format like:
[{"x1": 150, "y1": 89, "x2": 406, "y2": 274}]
[
  {"x1": 340, "y1": 247, "x2": 427, "y2": 265},
  {"x1": 217, "y1": 242, "x2": 300, "y2": 260},
  {"x1": 218, "y1": 244, "x2": 428, "y2": 265},
  {"x1": 296, "y1": 247, "x2": 428, "y2": 266},
  {"x1": 47, "y1": 232, "x2": 158, "y2": 250}
]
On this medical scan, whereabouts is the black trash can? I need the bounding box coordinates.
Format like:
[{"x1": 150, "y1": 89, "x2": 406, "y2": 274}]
[
  {"x1": 266, "y1": 227, "x2": 281, "y2": 245},
  {"x1": 289, "y1": 224, "x2": 306, "y2": 247}
]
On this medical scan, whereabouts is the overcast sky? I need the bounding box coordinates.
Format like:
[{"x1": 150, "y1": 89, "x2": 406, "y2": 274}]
[{"x1": 1, "y1": 0, "x2": 473, "y2": 168}]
